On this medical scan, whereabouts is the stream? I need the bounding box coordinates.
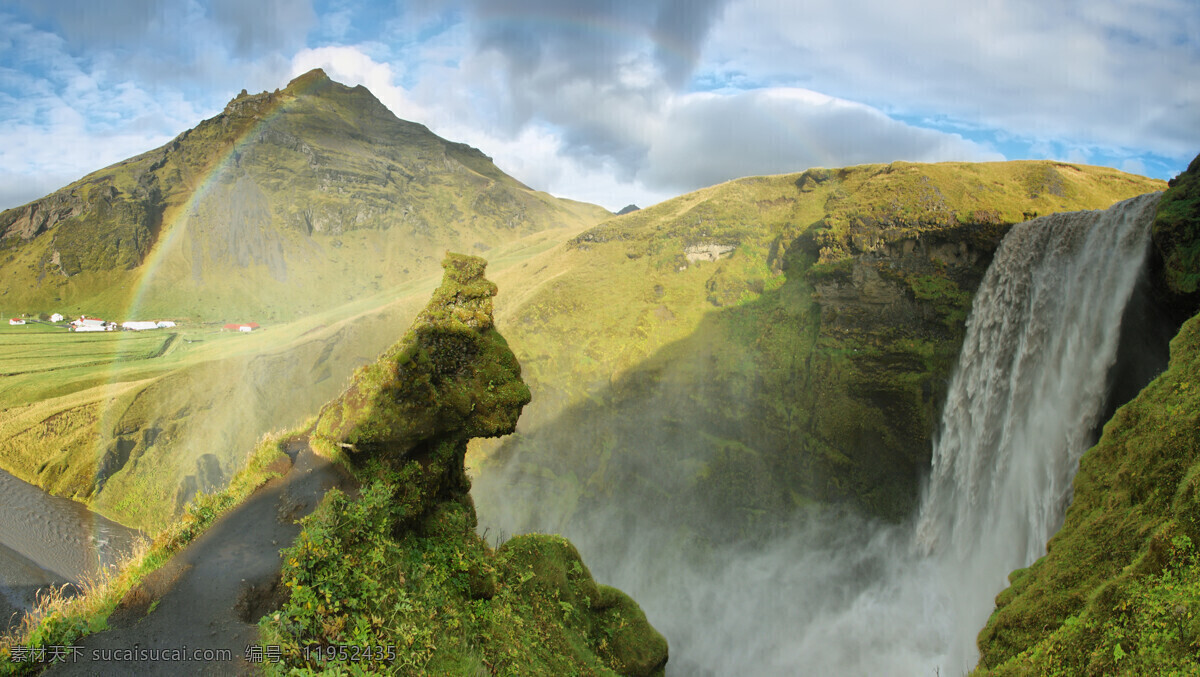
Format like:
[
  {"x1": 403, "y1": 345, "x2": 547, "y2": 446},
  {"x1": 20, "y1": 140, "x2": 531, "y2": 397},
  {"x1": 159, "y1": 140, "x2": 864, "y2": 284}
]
[{"x1": 0, "y1": 469, "x2": 143, "y2": 633}]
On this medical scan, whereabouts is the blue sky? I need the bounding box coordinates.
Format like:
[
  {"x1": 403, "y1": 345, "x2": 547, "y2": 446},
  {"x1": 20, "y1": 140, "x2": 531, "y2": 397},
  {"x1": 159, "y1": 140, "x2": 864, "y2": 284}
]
[{"x1": 0, "y1": 0, "x2": 1196, "y2": 211}]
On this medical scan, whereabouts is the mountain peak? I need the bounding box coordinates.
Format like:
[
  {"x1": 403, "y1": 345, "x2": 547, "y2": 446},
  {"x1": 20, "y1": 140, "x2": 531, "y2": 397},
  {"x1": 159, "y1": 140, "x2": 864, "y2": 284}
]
[{"x1": 286, "y1": 68, "x2": 331, "y2": 92}]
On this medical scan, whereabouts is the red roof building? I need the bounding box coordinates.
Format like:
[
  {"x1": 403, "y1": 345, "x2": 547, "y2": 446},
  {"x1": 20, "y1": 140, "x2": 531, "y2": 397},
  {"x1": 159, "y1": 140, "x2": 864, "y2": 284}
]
[{"x1": 223, "y1": 322, "x2": 260, "y2": 332}]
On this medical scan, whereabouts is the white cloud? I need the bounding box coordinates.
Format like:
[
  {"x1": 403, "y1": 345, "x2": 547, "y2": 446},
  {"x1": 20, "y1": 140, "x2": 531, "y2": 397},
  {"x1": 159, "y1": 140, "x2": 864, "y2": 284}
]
[
  {"x1": 290, "y1": 45, "x2": 1002, "y2": 209},
  {"x1": 289, "y1": 45, "x2": 671, "y2": 210},
  {"x1": 703, "y1": 0, "x2": 1199, "y2": 160},
  {"x1": 640, "y1": 89, "x2": 1003, "y2": 192},
  {"x1": 1121, "y1": 157, "x2": 1147, "y2": 176},
  {"x1": 4, "y1": 0, "x2": 1189, "y2": 213},
  {"x1": 0, "y1": 19, "x2": 204, "y2": 210}
]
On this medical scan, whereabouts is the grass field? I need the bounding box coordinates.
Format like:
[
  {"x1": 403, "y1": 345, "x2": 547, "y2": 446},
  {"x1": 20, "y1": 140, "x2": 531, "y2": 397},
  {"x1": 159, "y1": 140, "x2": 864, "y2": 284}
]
[{"x1": 0, "y1": 224, "x2": 587, "y2": 530}]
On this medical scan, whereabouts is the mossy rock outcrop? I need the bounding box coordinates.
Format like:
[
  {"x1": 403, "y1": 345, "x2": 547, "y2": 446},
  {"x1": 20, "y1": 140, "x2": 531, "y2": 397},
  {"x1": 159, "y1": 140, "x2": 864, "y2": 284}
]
[
  {"x1": 265, "y1": 254, "x2": 667, "y2": 674},
  {"x1": 1153, "y1": 152, "x2": 1200, "y2": 312},
  {"x1": 310, "y1": 252, "x2": 531, "y2": 524}
]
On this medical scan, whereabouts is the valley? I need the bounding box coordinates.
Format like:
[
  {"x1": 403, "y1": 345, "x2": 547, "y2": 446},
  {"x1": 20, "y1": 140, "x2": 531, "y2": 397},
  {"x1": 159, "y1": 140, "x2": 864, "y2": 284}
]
[{"x1": 0, "y1": 70, "x2": 1196, "y2": 676}]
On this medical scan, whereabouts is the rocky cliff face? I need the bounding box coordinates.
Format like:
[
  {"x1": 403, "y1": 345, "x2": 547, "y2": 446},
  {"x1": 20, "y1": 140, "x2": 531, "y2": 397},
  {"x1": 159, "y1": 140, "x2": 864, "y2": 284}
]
[{"x1": 265, "y1": 254, "x2": 668, "y2": 675}]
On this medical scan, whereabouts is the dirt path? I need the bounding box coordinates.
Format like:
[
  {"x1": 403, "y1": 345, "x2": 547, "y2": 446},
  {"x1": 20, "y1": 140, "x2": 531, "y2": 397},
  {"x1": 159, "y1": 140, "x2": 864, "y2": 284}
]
[{"x1": 48, "y1": 437, "x2": 355, "y2": 676}]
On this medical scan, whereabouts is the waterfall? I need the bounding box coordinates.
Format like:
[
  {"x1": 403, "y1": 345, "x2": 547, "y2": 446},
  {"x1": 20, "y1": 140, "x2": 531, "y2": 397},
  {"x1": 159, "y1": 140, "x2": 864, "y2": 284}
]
[
  {"x1": 475, "y1": 192, "x2": 1164, "y2": 676},
  {"x1": 912, "y1": 190, "x2": 1162, "y2": 669}
]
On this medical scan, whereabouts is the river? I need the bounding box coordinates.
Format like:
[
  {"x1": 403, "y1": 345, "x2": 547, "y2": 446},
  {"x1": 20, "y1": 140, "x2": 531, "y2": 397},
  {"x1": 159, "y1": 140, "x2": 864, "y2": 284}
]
[{"x1": 0, "y1": 469, "x2": 143, "y2": 633}]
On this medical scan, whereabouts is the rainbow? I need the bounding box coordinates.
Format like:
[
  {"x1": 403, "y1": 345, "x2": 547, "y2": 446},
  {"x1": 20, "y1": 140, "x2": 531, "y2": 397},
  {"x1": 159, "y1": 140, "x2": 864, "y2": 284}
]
[
  {"x1": 122, "y1": 71, "x2": 328, "y2": 325},
  {"x1": 83, "y1": 73, "x2": 332, "y2": 533}
]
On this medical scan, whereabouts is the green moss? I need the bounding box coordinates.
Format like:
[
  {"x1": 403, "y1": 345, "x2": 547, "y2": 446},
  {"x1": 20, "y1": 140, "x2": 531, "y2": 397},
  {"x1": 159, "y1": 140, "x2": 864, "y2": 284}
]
[
  {"x1": 311, "y1": 253, "x2": 531, "y2": 516},
  {"x1": 974, "y1": 310, "x2": 1200, "y2": 675},
  {"x1": 906, "y1": 272, "x2": 971, "y2": 328},
  {"x1": 1153, "y1": 153, "x2": 1200, "y2": 297},
  {"x1": 263, "y1": 487, "x2": 666, "y2": 676}
]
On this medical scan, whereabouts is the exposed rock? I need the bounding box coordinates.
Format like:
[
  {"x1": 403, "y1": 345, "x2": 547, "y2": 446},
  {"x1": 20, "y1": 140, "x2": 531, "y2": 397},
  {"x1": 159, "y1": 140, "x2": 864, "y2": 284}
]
[
  {"x1": 795, "y1": 167, "x2": 834, "y2": 192},
  {"x1": 684, "y1": 243, "x2": 736, "y2": 263}
]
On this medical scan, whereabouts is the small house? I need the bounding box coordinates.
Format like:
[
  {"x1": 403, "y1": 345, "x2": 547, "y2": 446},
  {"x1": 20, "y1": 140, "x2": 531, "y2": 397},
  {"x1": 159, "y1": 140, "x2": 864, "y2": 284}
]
[
  {"x1": 50, "y1": 313, "x2": 64, "y2": 323},
  {"x1": 8, "y1": 318, "x2": 25, "y2": 326},
  {"x1": 223, "y1": 322, "x2": 259, "y2": 333}
]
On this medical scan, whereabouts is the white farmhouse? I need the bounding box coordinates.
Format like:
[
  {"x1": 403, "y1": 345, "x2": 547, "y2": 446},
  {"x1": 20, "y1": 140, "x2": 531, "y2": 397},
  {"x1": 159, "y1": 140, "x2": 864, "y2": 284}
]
[
  {"x1": 121, "y1": 321, "x2": 159, "y2": 331},
  {"x1": 8, "y1": 318, "x2": 25, "y2": 326},
  {"x1": 71, "y1": 317, "x2": 111, "y2": 332},
  {"x1": 50, "y1": 313, "x2": 64, "y2": 323}
]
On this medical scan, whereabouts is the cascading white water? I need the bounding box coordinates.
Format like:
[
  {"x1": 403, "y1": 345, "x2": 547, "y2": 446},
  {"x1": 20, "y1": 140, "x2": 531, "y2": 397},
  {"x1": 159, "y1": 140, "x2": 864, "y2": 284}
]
[
  {"x1": 911, "y1": 190, "x2": 1163, "y2": 669},
  {"x1": 476, "y1": 192, "x2": 1164, "y2": 676}
]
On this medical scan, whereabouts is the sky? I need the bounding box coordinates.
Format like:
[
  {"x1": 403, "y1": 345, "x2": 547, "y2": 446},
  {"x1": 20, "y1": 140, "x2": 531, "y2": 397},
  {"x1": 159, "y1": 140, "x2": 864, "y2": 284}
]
[{"x1": 0, "y1": 0, "x2": 1196, "y2": 212}]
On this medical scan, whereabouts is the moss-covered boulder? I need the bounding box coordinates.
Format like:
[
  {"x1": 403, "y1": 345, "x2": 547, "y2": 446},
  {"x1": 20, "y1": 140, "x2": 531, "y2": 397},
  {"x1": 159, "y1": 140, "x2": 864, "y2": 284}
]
[{"x1": 264, "y1": 253, "x2": 667, "y2": 674}]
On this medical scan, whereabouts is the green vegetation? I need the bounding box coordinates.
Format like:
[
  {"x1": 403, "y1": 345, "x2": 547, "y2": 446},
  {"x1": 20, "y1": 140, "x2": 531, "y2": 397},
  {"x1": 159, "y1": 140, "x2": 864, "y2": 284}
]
[
  {"x1": 0, "y1": 68, "x2": 607, "y2": 532},
  {"x1": 0, "y1": 148, "x2": 1170, "y2": 672},
  {"x1": 476, "y1": 161, "x2": 1163, "y2": 536},
  {"x1": 1154, "y1": 152, "x2": 1200, "y2": 299},
  {"x1": 0, "y1": 428, "x2": 291, "y2": 675},
  {"x1": 263, "y1": 485, "x2": 666, "y2": 675},
  {"x1": 974, "y1": 309, "x2": 1200, "y2": 675},
  {"x1": 261, "y1": 254, "x2": 667, "y2": 675},
  {"x1": 1, "y1": 254, "x2": 668, "y2": 677}
]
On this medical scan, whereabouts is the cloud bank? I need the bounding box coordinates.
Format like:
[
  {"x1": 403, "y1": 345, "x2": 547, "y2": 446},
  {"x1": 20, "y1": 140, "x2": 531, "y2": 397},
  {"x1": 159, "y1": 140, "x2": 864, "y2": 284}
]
[{"x1": 0, "y1": 0, "x2": 1194, "y2": 212}]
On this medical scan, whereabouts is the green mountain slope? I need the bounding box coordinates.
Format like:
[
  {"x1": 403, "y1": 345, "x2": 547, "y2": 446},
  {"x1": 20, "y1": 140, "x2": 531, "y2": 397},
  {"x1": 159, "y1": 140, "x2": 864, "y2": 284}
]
[
  {"x1": 0, "y1": 69, "x2": 607, "y2": 323},
  {"x1": 472, "y1": 161, "x2": 1165, "y2": 543},
  {"x1": 974, "y1": 155, "x2": 1200, "y2": 675}
]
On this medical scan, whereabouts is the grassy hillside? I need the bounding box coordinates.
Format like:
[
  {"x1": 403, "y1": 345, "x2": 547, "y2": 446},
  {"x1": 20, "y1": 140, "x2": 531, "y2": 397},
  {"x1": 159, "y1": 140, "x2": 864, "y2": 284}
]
[
  {"x1": 0, "y1": 226, "x2": 582, "y2": 531},
  {"x1": 2, "y1": 255, "x2": 666, "y2": 676},
  {"x1": 0, "y1": 69, "x2": 608, "y2": 324},
  {"x1": 973, "y1": 154, "x2": 1200, "y2": 675},
  {"x1": 472, "y1": 161, "x2": 1164, "y2": 544}
]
